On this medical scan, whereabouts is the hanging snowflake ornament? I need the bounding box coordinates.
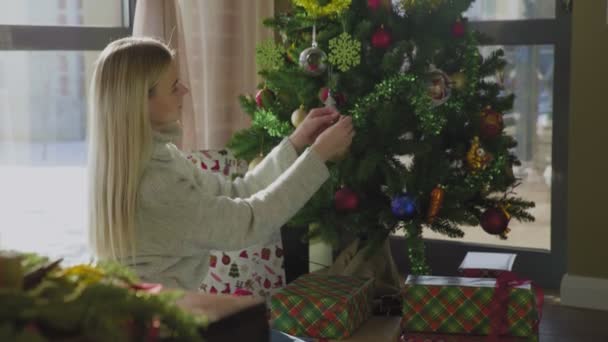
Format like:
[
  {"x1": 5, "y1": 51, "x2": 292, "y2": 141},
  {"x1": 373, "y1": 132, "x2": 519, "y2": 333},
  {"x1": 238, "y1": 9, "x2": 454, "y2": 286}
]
[
  {"x1": 328, "y1": 32, "x2": 361, "y2": 72},
  {"x1": 256, "y1": 40, "x2": 285, "y2": 71}
]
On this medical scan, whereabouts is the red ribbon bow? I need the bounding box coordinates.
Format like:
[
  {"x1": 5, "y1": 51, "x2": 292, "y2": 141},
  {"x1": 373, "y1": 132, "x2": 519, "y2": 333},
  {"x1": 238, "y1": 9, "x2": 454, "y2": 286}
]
[{"x1": 488, "y1": 271, "x2": 543, "y2": 341}]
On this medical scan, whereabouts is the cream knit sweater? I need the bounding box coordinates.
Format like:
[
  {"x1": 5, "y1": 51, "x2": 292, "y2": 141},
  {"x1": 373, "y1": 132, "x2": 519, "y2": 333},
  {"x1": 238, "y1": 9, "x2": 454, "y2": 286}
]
[{"x1": 128, "y1": 129, "x2": 329, "y2": 290}]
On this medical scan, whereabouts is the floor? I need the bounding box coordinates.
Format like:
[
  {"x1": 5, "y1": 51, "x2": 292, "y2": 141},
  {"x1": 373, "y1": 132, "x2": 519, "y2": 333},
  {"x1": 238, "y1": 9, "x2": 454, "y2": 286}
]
[{"x1": 537, "y1": 296, "x2": 608, "y2": 342}]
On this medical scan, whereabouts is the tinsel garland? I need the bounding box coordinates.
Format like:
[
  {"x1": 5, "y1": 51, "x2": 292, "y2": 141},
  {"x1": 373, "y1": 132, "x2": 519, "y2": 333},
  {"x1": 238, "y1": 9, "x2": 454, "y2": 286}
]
[
  {"x1": 292, "y1": 0, "x2": 352, "y2": 17},
  {"x1": 350, "y1": 74, "x2": 446, "y2": 136}
]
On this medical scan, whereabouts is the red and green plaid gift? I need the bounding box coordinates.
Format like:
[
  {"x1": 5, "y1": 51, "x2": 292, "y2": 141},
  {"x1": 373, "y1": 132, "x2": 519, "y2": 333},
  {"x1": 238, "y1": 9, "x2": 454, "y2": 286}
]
[
  {"x1": 399, "y1": 332, "x2": 529, "y2": 341},
  {"x1": 270, "y1": 273, "x2": 374, "y2": 339},
  {"x1": 401, "y1": 275, "x2": 540, "y2": 338}
]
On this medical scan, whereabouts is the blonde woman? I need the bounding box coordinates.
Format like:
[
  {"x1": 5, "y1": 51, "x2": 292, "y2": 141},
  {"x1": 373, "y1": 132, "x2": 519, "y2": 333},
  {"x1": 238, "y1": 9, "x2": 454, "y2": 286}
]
[{"x1": 88, "y1": 37, "x2": 354, "y2": 290}]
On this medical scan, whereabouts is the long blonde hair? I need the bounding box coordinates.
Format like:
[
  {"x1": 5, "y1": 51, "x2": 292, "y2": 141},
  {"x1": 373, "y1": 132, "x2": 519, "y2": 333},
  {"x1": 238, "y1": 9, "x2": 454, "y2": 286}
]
[{"x1": 88, "y1": 37, "x2": 173, "y2": 261}]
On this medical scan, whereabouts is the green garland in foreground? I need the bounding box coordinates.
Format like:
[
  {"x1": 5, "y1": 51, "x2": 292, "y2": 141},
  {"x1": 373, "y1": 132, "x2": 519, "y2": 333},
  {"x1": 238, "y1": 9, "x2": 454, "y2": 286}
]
[{"x1": 0, "y1": 252, "x2": 207, "y2": 342}]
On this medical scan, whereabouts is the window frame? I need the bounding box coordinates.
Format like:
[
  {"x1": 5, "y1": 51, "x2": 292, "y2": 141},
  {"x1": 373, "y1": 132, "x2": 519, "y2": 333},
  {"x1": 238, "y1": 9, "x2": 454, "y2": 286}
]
[{"x1": 0, "y1": 0, "x2": 135, "y2": 51}]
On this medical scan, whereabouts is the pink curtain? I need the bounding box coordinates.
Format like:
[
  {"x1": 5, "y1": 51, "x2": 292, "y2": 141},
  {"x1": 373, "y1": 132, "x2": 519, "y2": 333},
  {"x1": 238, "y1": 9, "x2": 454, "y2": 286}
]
[{"x1": 133, "y1": 0, "x2": 275, "y2": 150}]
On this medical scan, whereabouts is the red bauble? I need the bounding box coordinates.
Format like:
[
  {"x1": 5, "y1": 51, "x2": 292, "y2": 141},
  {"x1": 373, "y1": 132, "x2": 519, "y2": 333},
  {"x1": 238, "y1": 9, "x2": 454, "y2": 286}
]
[
  {"x1": 480, "y1": 108, "x2": 504, "y2": 139},
  {"x1": 210, "y1": 255, "x2": 217, "y2": 268},
  {"x1": 451, "y1": 20, "x2": 466, "y2": 38},
  {"x1": 318, "y1": 87, "x2": 346, "y2": 106},
  {"x1": 335, "y1": 187, "x2": 359, "y2": 211},
  {"x1": 368, "y1": 0, "x2": 382, "y2": 10},
  {"x1": 371, "y1": 26, "x2": 392, "y2": 49},
  {"x1": 480, "y1": 208, "x2": 510, "y2": 237},
  {"x1": 255, "y1": 88, "x2": 274, "y2": 108}
]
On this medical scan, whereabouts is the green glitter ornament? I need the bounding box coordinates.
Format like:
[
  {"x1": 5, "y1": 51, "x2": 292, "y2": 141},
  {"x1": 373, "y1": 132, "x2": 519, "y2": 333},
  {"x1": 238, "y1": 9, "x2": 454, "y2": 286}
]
[{"x1": 256, "y1": 40, "x2": 285, "y2": 71}]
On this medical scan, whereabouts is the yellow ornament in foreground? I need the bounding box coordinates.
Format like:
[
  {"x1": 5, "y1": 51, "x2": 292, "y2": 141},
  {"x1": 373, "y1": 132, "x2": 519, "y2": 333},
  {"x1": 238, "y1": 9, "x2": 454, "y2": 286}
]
[
  {"x1": 57, "y1": 265, "x2": 105, "y2": 285},
  {"x1": 0, "y1": 252, "x2": 23, "y2": 289}
]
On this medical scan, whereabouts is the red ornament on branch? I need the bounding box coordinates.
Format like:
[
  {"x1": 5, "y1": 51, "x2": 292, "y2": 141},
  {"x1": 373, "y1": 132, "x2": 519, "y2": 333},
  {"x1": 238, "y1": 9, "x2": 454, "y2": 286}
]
[
  {"x1": 480, "y1": 107, "x2": 504, "y2": 140},
  {"x1": 451, "y1": 19, "x2": 466, "y2": 38},
  {"x1": 480, "y1": 207, "x2": 511, "y2": 239},
  {"x1": 367, "y1": 0, "x2": 390, "y2": 10},
  {"x1": 371, "y1": 25, "x2": 392, "y2": 49},
  {"x1": 367, "y1": 0, "x2": 382, "y2": 10},
  {"x1": 255, "y1": 87, "x2": 274, "y2": 108},
  {"x1": 334, "y1": 187, "x2": 359, "y2": 211}
]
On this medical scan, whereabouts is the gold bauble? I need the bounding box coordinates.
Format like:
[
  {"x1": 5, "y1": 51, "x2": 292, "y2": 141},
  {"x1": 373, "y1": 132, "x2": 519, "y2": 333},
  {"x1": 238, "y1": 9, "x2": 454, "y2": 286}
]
[
  {"x1": 450, "y1": 72, "x2": 467, "y2": 90},
  {"x1": 291, "y1": 105, "x2": 308, "y2": 127}
]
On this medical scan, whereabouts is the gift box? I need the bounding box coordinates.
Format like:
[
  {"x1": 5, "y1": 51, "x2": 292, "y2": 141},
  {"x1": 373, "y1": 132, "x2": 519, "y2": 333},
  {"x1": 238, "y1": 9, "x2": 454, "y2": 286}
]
[
  {"x1": 399, "y1": 332, "x2": 528, "y2": 342},
  {"x1": 401, "y1": 275, "x2": 541, "y2": 339},
  {"x1": 458, "y1": 252, "x2": 517, "y2": 278},
  {"x1": 271, "y1": 274, "x2": 374, "y2": 339},
  {"x1": 186, "y1": 149, "x2": 286, "y2": 300}
]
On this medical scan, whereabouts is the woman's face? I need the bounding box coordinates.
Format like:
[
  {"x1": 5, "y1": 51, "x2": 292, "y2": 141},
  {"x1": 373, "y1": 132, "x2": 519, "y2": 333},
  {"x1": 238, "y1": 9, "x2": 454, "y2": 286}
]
[{"x1": 148, "y1": 59, "x2": 189, "y2": 129}]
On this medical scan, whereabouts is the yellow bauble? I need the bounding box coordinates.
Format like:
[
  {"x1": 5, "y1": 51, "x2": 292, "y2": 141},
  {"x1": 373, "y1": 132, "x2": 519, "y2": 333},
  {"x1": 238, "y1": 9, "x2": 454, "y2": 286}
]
[
  {"x1": 291, "y1": 105, "x2": 307, "y2": 127},
  {"x1": 450, "y1": 72, "x2": 467, "y2": 90},
  {"x1": 248, "y1": 155, "x2": 264, "y2": 171}
]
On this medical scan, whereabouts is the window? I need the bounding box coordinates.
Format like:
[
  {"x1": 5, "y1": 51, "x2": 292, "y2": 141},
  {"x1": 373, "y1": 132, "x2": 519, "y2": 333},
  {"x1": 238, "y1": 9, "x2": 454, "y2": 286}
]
[
  {"x1": 465, "y1": 0, "x2": 556, "y2": 21},
  {"x1": 391, "y1": 0, "x2": 570, "y2": 288},
  {"x1": 423, "y1": 44, "x2": 555, "y2": 251},
  {"x1": 0, "y1": 0, "x2": 126, "y2": 27},
  {"x1": 0, "y1": 1, "x2": 133, "y2": 264}
]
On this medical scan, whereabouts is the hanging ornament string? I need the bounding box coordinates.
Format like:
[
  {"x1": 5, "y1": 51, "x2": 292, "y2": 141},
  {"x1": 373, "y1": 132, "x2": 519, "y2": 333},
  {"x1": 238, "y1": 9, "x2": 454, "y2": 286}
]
[{"x1": 312, "y1": 23, "x2": 317, "y2": 48}]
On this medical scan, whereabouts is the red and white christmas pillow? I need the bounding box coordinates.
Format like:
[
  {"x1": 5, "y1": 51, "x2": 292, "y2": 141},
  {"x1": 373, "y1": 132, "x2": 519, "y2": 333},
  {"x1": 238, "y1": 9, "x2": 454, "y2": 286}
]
[{"x1": 185, "y1": 149, "x2": 286, "y2": 300}]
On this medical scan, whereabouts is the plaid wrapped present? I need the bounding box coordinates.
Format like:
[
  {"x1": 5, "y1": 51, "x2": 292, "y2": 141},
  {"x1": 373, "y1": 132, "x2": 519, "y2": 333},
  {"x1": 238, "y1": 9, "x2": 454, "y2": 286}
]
[
  {"x1": 402, "y1": 275, "x2": 540, "y2": 338},
  {"x1": 271, "y1": 274, "x2": 374, "y2": 339},
  {"x1": 399, "y1": 332, "x2": 529, "y2": 342}
]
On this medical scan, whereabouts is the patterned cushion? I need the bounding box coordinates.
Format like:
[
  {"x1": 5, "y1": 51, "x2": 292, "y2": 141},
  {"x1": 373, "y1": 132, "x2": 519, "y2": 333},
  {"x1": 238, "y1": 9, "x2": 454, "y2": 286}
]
[{"x1": 185, "y1": 149, "x2": 286, "y2": 300}]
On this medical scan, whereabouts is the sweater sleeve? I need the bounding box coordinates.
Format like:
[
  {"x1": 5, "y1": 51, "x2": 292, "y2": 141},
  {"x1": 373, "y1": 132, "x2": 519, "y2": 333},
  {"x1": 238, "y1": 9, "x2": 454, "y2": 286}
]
[
  {"x1": 138, "y1": 147, "x2": 328, "y2": 253},
  {"x1": 192, "y1": 138, "x2": 299, "y2": 199}
]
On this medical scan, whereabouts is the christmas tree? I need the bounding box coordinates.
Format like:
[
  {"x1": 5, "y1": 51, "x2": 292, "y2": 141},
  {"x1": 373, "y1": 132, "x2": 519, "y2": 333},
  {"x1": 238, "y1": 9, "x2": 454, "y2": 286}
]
[{"x1": 227, "y1": 0, "x2": 534, "y2": 274}]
